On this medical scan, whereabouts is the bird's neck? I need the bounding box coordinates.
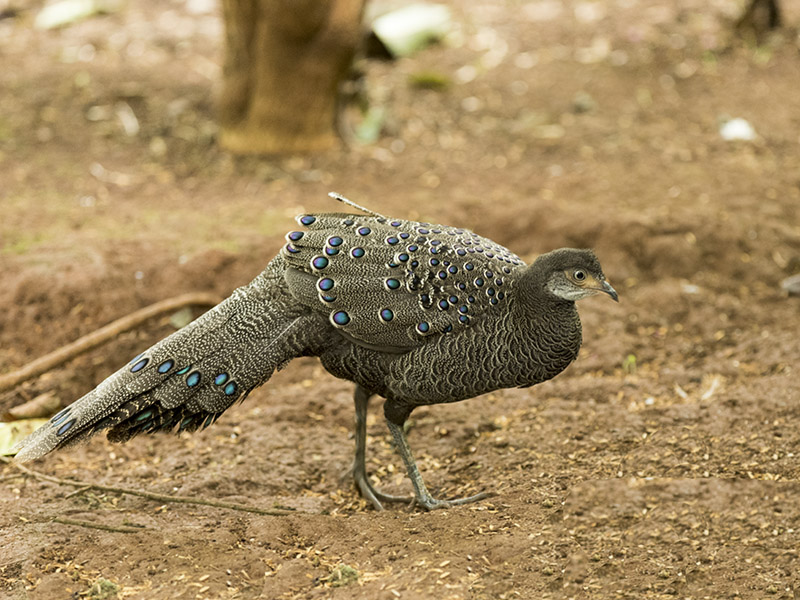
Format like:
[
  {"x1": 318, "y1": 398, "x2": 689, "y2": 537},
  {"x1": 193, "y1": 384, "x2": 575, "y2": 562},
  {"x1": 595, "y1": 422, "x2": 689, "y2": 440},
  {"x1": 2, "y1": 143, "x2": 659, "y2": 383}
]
[
  {"x1": 515, "y1": 265, "x2": 576, "y2": 313},
  {"x1": 511, "y1": 275, "x2": 583, "y2": 378}
]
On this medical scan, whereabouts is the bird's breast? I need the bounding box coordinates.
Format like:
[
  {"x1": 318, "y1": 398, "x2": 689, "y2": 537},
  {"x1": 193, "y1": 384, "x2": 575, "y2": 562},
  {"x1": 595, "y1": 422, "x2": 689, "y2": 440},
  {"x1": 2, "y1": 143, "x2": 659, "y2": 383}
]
[{"x1": 380, "y1": 306, "x2": 581, "y2": 404}]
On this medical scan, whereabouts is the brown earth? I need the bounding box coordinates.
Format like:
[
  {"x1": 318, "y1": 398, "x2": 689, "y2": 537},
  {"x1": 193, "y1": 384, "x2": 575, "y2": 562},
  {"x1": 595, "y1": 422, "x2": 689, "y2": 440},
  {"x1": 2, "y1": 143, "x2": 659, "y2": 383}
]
[{"x1": 2, "y1": 0, "x2": 800, "y2": 598}]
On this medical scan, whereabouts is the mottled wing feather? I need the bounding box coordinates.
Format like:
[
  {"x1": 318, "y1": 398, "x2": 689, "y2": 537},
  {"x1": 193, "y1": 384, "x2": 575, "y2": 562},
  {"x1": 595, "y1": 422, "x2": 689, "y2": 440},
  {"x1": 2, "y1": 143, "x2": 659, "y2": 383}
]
[{"x1": 281, "y1": 212, "x2": 525, "y2": 351}]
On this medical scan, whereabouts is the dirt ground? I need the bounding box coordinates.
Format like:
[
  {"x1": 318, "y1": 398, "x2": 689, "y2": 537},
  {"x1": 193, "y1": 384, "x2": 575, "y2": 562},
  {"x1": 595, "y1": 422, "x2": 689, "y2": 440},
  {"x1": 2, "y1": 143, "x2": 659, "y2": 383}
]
[{"x1": 2, "y1": 0, "x2": 800, "y2": 598}]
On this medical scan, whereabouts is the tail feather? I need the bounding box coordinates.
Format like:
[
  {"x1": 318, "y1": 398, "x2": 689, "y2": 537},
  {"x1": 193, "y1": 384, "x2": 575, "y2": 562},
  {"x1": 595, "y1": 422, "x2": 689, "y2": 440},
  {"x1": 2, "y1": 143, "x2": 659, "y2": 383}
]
[
  {"x1": 104, "y1": 399, "x2": 218, "y2": 443},
  {"x1": 13, "y1": 260, "x2": 313, "y2": 462}
]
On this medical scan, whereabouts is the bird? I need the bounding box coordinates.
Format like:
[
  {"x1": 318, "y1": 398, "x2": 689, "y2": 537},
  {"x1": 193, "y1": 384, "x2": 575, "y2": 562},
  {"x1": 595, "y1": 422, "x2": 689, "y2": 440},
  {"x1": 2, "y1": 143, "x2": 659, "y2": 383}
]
[{"x1": 13, "y1": 193, "x2": 618, "y2": 510}]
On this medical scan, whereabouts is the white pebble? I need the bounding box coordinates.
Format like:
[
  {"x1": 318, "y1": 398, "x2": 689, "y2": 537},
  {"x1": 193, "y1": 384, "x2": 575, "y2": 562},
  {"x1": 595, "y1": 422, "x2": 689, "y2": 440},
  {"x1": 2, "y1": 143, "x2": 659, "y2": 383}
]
[{"x1": 720, "y1": 118, "x2": 756, "y2": 141}]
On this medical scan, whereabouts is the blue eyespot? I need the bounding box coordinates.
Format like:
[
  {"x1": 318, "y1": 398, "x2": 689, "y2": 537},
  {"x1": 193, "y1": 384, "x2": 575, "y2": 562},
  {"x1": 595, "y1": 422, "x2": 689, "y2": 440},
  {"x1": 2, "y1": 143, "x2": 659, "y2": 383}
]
[
  {"x1": 57, "y1": 419, "x2": 76, "y2": 436},
  {"x1": 332, "y1": 311, "x2": 350, "y2": 325},
  {"x1": 312, "y1": 256, "x2": 329, "y2": 270},
  {"x1": 51, "y1": 408, "x2": 71, "y2": 425}
]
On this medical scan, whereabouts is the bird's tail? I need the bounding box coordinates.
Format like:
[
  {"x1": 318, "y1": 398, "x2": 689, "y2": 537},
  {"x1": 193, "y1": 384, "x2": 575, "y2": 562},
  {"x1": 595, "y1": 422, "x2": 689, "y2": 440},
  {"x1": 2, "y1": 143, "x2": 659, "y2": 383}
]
[{"x1": 13, "y1": 257, "x2": 315, "y2": 462}]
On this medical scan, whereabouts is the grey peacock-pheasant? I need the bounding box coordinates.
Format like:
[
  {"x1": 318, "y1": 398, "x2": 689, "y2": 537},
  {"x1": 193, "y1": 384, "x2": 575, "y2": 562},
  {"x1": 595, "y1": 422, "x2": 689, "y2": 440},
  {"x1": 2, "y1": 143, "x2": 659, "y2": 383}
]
[{"x1": 14, "y1": 193, "x2": 618, "y2": 510}]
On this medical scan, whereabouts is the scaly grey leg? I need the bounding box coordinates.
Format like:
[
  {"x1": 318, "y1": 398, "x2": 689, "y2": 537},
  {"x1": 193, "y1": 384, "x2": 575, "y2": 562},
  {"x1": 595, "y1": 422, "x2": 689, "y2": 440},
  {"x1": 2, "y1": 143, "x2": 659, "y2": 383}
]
[
  {"x1": 352, "y1": 385, "x2": 412, "y2": 510},
  {"x1": 386, "y1": 419, "x2": 492, "y2": 510}
]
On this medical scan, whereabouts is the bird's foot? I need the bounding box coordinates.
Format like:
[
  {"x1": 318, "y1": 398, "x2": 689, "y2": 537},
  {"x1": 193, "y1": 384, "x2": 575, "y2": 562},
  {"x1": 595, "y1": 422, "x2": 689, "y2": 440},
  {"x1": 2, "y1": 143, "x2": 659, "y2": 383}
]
[
  {"x1": 411, "y1": 490, "x2": 494, "y2": 511},
  {"x1": 353, "y1": 469, "x2": 413, "y2": 511}
]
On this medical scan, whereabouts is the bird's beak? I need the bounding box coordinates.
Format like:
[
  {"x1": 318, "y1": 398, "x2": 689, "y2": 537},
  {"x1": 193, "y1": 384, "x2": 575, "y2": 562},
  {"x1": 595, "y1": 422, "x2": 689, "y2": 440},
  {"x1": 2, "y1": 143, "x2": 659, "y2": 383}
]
[{"x1": 600, "y1": 280, "x2": 619, "y2": 302}]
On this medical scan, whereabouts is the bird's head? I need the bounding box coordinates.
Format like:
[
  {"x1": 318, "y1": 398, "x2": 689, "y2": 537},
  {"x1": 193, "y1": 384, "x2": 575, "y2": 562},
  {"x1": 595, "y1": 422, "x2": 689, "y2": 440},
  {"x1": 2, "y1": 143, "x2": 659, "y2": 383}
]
[{"x1": 530, "y1": 248, "x2": 618, "y2": 303}]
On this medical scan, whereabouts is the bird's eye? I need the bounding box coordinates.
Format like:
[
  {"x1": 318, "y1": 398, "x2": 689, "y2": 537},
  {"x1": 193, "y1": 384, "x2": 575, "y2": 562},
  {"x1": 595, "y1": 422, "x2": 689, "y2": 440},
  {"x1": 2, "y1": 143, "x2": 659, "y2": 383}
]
[{"x1": 573, "y1": 269, "x2": 587, "y2": 282}]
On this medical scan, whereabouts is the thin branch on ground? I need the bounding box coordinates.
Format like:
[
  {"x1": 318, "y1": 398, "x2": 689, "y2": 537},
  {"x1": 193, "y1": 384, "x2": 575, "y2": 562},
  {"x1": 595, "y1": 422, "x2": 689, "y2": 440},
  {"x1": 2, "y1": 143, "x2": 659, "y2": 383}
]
[
  {"x1": 64, "y1": 485, "x2": 92, "y2": 499},
  {"x1": 1, "y1": 456, "x2": 294, "y2": 517},
  {"x1": 51, "y1": 517, "x2": 146, "y2": 534},
  {"x1": 0, "y1": 292, "x2": 222, "y2": 393}
]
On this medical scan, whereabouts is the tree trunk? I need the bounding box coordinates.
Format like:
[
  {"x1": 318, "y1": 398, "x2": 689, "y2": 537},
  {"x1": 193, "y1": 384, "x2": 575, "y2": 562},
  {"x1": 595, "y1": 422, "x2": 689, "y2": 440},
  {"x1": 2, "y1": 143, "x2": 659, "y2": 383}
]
[{"x1": 218, "y1": 0, "x2": 365, "y2": 155}]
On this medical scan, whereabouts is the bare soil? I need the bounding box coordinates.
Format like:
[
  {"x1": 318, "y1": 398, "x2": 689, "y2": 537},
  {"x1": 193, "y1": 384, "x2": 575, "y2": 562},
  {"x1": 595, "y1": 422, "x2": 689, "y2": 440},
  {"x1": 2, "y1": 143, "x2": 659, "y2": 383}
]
[{"x1": 2, "y1": 0, "x2": 800, "y2": 598}]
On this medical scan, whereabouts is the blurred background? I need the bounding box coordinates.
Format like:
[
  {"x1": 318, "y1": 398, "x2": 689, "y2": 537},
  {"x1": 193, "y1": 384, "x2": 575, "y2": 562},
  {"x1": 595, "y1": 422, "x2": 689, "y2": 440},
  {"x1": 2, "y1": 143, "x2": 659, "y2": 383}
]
[{"x1": 1, "y1": 0, "x2": 799, "y2": 598}]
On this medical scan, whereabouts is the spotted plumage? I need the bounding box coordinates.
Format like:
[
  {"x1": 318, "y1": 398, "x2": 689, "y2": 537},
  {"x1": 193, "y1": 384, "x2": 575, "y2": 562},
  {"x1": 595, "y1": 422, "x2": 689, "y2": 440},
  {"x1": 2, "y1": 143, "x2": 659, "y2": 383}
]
[
  {"x1": 281, "y1": 209, "x2": 523, "y2": 351},
  {"x1": 14, "y1": 193, "x2": 617, "y2": 511}
]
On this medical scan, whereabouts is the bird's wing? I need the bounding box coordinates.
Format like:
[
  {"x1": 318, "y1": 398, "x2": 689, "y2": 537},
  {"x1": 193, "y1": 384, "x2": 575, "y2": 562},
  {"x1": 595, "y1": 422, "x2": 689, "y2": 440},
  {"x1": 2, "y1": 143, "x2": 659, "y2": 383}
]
[{"x1": 281, "y1": 212, "x2": 526, "y2": 352}]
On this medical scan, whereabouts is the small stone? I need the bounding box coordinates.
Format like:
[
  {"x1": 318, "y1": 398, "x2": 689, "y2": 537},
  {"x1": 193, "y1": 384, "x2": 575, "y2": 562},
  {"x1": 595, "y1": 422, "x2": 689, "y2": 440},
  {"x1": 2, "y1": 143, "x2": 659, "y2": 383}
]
[
  {"x1": 572, "y1": 91, "x2": 597, "y2": 113},
  {"x1": 720, "y1": 118, "x2": 756, "y2": 141},
  {"x1": 781, "y1": 274, "x2": 800, "y2": 296}
]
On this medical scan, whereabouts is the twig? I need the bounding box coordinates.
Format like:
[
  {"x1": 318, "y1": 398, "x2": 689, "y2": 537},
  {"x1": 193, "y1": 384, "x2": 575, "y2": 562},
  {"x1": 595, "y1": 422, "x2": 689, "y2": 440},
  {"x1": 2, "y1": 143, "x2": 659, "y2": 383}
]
[
  {"x1": 51, "y1": 517, "x2": 146, "y2": 534},
  {"x1": 1, "y1": 457, "x2": 293, "y2": 517},
  {"x1": 64, "y1": 485, "x2": 92, "y2": 499},
  {"x1": 0, "y1": 292, "x2": 222, "y2": 393}
]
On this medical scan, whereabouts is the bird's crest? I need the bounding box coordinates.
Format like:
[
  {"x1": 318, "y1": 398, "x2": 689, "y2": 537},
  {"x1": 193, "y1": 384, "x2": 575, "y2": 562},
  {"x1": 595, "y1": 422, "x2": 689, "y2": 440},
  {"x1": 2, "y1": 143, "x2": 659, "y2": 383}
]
[{"x1": 328, "y1": 192, "x2": 387, "y2": 219}]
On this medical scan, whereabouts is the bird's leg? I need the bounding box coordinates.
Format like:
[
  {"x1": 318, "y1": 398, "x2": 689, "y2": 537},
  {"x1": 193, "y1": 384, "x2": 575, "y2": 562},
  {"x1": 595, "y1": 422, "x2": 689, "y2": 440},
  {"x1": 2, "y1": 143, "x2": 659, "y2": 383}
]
[
  {"x1": 352, "y1": 385, "x2": 412, "y2": 510},
  {"x1": 385, "y1": 419, "x2": 492, "y2": 511}
]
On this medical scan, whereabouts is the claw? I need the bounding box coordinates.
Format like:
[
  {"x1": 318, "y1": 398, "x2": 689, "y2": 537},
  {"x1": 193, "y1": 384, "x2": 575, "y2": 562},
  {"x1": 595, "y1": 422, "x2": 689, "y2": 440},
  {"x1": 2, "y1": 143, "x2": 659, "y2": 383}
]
[
  {"x1": 411, "y1": 490, "x2": 493, "y2": 511},
  {"x1": 353, "y1": 466, "x2": 413, "y2": 511}
]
